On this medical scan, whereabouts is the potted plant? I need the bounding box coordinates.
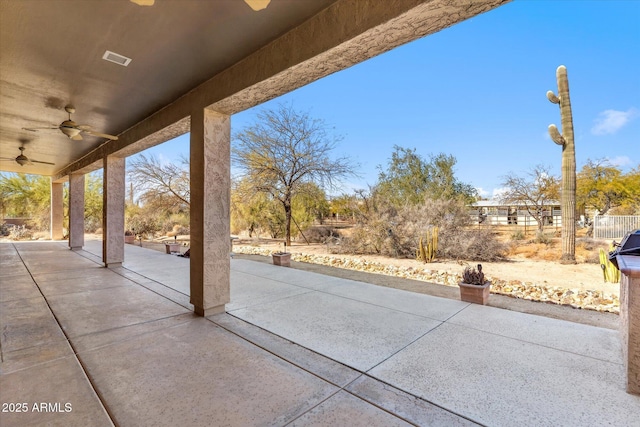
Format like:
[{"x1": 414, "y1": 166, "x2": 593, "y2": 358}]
[
  {"x1": 459, "y1": 264, "x2": 491, "y2": 305},
  {"x1": 272, "y1": 242, "x2": 291, "y2": 267},
  {"x1": 124, "y1": 230, "x2": 136, "y2": 244}
]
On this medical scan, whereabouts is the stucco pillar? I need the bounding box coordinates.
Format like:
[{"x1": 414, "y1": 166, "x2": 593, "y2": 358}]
[
  {"x1": 190, "y1": 108, "x2": 230, "y2": 316},
  {"x1": 103, "y1": 156, "x2": 125, "y2": 267},
  {"x1": 69, "y1": 173, "x2": 85, "y2": 250},
  {"x1": 618, "y1": 255, "x2": 640, "y2": 395},
  {"x1": 50, "y1": 180, "x2": 64, "y2": 240}
]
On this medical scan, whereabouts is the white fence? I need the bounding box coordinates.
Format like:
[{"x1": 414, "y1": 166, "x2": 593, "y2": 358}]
[{"x1": 593, "y1": 215, "x2": 640, "y2": 240}]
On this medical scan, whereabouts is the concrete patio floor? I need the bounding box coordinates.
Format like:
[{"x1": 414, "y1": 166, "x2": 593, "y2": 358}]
[{"x1": 1, "y1": 240, "x2": 638, "y2": 426}]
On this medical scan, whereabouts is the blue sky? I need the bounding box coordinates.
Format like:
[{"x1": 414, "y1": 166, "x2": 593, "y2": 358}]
[{"x1": 143, "y1": 0, "x2": 640, "y2": 198}]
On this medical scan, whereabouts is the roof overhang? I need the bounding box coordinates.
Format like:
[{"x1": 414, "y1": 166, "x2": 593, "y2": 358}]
[{"x1": 0, "y1": 0, "x2": 510, "y2": 180}]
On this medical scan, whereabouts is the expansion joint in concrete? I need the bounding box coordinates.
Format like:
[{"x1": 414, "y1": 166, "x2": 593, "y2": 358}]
[{"x1": 10, "y1": 243, "x2": 117, "y2": 426}]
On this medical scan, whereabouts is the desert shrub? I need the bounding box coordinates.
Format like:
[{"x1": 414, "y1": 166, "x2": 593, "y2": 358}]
[
  {"x1": 576, "y1": 238, "x2": 594, "y2": 252},
  {"x1": 440, "y1": 228, "x2": 507, "y2": 261},
  {"x1": 332, "y1": 197, "x2": 506, "y2": 261},
  {"x1": 33, "y1": 231, "x2": 50, "y2": 240},
  {"x1": 582, "y1": 251, "x2": 601, "y2": 264},
  {"x1": 409, "y1": 199, "x2": 506, "y2": 261},
  {"x1": 127, "y1": 215, "x2": 161, "y2": 239},
  {"x1": 304, "y1": 226, "x2": 340, "y2": 243},
  {"x1": 508, "y1": 242, "x2": 560, "y2": 261},
  {"x1": 510, "y1": 230, "x2": 525, "y2": 241},
  {"x1": 576, "y1": 237, "x2": 605, "y2": 252},
  {"x1": 163, "y1": 213, "x2": 190, "y2": 236},
  {"x1": 330, "y1": 226, "x2": 367, "y2": 254},
  {"x1": 84, "y1": 216, "x2": 102, "y2": 233},
  {"x1": 166, "y1": 223, "x2": 189, "y2": 237},
  {"x1": 332, "y1": 202, "x2": 409, "y2": 256},
  {"x1": 26, "y1": 213, "x2": 50, "y2": 232},
  {"x1": 9, "y1": 225, "x2": 33, "y2": 240},
  {"x1": 1, "y1": 222, "x2": 12, "y2": 236},
  {"x1": 576, "y1": 237, "x2": 611, "y2": 264},
  {"x1": 533, "y1": 232, "x2": 552, "y2": 245}
]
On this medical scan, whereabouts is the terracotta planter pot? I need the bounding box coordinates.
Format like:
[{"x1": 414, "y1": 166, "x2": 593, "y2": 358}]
[
  {"x1": 124, "y1": 235, "x2": 136, "y2": 244},
  {"x1": 272, "y1": 252, "x2": 291, "y2": 267},
  {"x1": 459, "y1": 281, "x2": 491, "y2": 305}
]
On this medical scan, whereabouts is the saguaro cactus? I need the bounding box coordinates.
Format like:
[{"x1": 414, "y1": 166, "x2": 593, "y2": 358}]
[{"x1": 547, "y1": 65, "x2": 576, "y2": 263}]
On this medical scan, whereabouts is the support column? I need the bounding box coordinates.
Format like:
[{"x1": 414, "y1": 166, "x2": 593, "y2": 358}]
[
  {"x1": 619, "y1": 255, "x2": 640, "y2": 395},
  {"x1": 50, "y1": 179, "x2": 64, "y2": 240},
  {"x1": 69, "y1": 173, "x2": 85, "y2": 250},
  {"x1": 103, "y1": 156, "x2": 125, "y2": 267},
  {"x1": 190, "y1": 108, "x2": 230, "y2": 316}
]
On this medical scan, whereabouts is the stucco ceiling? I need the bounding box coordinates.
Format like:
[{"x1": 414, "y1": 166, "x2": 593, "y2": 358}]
[{"x1": 0, "y1": 0, "x2": 337, "y2": 175}]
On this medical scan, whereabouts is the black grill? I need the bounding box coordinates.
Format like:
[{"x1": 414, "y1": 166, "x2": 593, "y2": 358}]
[{"x1": 609, "y1": 229, "x2": 640, "y2": 269}]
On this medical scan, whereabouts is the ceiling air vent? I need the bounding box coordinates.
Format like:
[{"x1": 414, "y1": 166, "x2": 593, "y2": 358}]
[{"x1": 102, "y1": 50, "x2": 132, "y2": 67}]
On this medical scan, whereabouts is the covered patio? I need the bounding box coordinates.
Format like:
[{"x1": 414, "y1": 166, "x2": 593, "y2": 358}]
[
  {"x1": 1, "y1": 0, "x2": 510, "y2": 317},
  {"x1": 1, "y1": 240, "x2": 638, "y2": 426},
  {"x1": 2, "y1": 1, "x2": 640, "y2": 424}
]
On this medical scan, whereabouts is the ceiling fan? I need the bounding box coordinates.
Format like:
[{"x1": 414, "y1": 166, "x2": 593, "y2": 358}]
[
  {"x1": 0, "y1": 146, "x2": 55, "y2": 167},
  {"x1": 23, "y1": 106, "x2": 119, "y2": 141}
]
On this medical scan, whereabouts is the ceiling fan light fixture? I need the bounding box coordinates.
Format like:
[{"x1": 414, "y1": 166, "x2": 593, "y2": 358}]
[
  {"x1": 244, "y1": 0, "x2": 271, "y2": 11},
  {"x1": 16, "y1": 156, "x2": 28, "y2": 166},
  {"x1": 60, "y1": 124, "x2": 82, "y2": 139}
]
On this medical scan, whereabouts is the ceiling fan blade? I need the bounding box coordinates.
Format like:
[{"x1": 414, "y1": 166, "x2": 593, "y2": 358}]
[
  {"x1": 83, "y1": 130, "x2": 119, "y2": 140},
  {"x1": 77, "y1": 124, "x2": 92, "y2": 131},
  {"x1": 22, "y1": 126, "x2": 59, "y2": 131},
  {"x1": 0, "y1": 157, "x2": 15, "y2": 161},
  {"x1": 31, "y1": 159, "x2": 56, "y2": 165},
  {"x1": 71, "y1": 134, "x2": 83, "y2": 141},
  {"x1": 244, "y1": 0, "x2": 271, "y2": 11}
]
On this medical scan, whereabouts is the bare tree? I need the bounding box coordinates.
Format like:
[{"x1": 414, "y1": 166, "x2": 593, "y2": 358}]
[
  {"x1": 499, "y1": 165, "x2": 560, "y2": 233},
  {"x1": 232, "y1": 104, "x2": 357, "y2": 246},
  {"x1": 127, "y1": 153, "x2": 190, "y2": 210}
]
